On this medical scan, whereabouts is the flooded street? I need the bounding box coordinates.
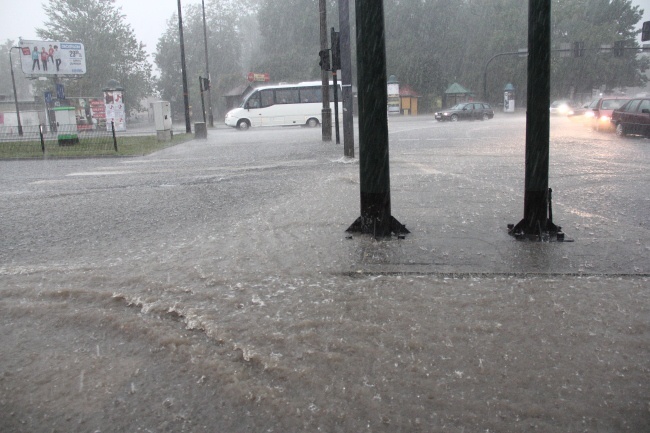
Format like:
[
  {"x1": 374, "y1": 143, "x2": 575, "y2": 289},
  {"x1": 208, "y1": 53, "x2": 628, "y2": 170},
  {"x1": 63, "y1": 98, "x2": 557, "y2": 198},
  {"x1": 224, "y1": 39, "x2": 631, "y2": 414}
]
[{"x1": 1, "y1": 115, "x2": 649, "y2": 432}]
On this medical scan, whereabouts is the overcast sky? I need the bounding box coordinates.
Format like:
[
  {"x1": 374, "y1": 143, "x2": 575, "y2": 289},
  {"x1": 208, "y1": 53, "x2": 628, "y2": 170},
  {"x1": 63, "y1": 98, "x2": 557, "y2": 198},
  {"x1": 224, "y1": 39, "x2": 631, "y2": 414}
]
[
  {"x1": 2, "y1": 0, "x2": 650, "y2": 63},
  {"x1": 0, "y1": 0, "x2": 205, "y2": 60}
]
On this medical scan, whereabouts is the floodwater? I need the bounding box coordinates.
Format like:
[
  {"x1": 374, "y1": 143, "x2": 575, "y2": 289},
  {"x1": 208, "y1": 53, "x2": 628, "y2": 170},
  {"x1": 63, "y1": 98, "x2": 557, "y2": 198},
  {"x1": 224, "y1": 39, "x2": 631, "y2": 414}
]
[{"x1": 1, "y1": 114, "x2": 648, "y2": 432}]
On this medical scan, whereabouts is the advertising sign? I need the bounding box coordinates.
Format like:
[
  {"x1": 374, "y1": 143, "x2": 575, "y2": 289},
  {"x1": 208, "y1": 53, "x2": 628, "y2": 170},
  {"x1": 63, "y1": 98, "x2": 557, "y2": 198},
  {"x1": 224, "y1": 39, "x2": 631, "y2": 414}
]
[
  {"x1": 19, "y1": 40, "x2": 87, "y2": 76},
  {"x1": 247, "y1": 72, "x2": 270, "y2": 82},
  {"x1": 104, "y1": 90, "x2": 126, "y2": 132},
  {"x1": 387, "y1": 82, "x2": 400, "y2": 114}
]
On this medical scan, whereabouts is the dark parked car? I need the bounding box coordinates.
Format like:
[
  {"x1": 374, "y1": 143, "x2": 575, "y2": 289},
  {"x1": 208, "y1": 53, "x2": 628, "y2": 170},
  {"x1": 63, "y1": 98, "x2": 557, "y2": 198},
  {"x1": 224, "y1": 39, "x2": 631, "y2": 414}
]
[
  {"x1": 586, "y1": 96, "x2": 630, "y2": 131},
  {"x1": 434, "y1": 102, "x2": 494, "y2": 122},
  {"x1": 610, "y1": 98, "x2": 650, "y2": 137}
]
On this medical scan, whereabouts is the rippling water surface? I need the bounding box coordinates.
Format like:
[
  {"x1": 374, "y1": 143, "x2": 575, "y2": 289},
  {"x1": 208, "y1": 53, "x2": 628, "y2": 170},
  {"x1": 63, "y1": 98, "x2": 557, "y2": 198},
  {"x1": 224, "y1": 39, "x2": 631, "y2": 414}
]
[{"x1": 1, "y1": 116, "x2": 649, "y2": 432}]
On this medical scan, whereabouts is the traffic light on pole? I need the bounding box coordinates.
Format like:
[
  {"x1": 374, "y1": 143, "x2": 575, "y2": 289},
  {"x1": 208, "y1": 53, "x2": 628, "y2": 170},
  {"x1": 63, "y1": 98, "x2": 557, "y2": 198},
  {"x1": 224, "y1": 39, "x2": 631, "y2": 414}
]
[
  {"x1": 202, "y1": 77, "x2": 210, "y2": 90},
  {"x1": 614, "y1": 40, "x2": 625, "y2": 57},
  {"x1": 319, "y1": 49, "x2": 331, "y2": 71},
  {"x1": 643, "y1": 21, "x2": 650, "y2": 42},
  {"x1": 573, "y1": 41, "x2": 585, "y2": 57}
]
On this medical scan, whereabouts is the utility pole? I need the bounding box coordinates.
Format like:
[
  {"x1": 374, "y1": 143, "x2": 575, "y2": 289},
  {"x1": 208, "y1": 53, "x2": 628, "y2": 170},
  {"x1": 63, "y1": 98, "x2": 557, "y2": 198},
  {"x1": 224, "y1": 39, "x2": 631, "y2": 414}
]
[
  {"x1": 319, "y1": 0, "x2": 332, "y2": 141},
  {"x1": 339, "y1": 0, "x2": 354, "y2": 157},
  {"x1": 201, "y1": 0, "x2": 214, "y2": 127},
  {"x1": 178, "y1": 0, "x2": 192, "y2": 133},
  {"x1": 346, "y1": 0, "x2": 408, "y2": 238}
]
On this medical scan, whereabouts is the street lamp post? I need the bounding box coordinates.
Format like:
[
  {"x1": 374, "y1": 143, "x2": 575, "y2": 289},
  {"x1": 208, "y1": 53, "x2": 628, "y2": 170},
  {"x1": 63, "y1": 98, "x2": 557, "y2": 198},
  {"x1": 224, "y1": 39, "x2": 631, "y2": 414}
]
[{"x1": 9, "y1": 47, "x2": 24, "y2": 136}]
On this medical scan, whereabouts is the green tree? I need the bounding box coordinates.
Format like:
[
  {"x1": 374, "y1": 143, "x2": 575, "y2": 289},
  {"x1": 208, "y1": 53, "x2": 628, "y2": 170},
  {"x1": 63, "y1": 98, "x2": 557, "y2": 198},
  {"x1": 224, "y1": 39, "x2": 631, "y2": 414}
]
[
  {"x1": 154, "y1": 0, "x2": 248, "y2": 121},
  {"x1": 36, "y1": 0, "x2": 153, "y2": 113},
  {"x1": 380, "y1": 0, "x2": 646, "y2": 109},
  {"x1": 254, "y1": 0, "x2": 323, "y2": 82},
  {"x1": 550, "y1": 0, "x2": 648, "y2": 100}
]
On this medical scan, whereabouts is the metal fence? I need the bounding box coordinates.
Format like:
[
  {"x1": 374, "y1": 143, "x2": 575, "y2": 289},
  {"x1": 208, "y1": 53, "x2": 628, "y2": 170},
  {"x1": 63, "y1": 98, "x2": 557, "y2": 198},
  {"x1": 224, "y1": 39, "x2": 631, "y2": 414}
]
[{"x1": 0, "y1": 122, "x2": 118, "y2": 157}]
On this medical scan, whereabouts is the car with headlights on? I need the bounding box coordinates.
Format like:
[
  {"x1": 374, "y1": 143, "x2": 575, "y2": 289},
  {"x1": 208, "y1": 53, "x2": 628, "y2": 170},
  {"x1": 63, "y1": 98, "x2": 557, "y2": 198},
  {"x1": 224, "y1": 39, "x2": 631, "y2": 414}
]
[
  {"x1": 434, "y1": 102, "x2": 494, "y2": 122},
  {"x1": 549, "y1": 99, "x2": 579, "y2": 116},
  {"x1": 586, "y1": 96, "x2": 630, "y2": 131}
]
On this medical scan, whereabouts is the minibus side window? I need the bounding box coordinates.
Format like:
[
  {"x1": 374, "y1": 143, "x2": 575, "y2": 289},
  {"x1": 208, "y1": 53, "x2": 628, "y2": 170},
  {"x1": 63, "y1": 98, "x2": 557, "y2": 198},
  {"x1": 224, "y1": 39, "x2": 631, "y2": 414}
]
[
  {"x1": 300, "y1": 87, "x2": 322, "y2": 103},
  {"x1": 260, "y1": 90, "x2": 275, "y2": 108},
  {"x1": 276, "y1": 88, "x2": 299, "y2": 104}
]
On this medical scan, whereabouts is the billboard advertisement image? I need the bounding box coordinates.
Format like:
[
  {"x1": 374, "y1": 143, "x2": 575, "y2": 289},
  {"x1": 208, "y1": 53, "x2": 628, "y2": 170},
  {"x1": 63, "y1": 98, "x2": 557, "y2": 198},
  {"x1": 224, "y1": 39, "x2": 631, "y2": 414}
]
[
  {"x1": 104, "y1": 90, "x2": 126, "y2": 132},
  {"x1": 19, "y1": 40, "x2": 87, "y2": 76}
]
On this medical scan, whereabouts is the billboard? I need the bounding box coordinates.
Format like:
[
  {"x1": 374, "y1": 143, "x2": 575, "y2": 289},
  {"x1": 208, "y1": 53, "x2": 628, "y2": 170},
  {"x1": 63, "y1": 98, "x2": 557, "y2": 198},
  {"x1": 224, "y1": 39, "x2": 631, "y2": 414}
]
[
  {"x1": 104, "y1": 90, "x2": 126, "y2": 132},
  {"x1": 19, "y1": 40, "x2": 87, "y2": 76}
]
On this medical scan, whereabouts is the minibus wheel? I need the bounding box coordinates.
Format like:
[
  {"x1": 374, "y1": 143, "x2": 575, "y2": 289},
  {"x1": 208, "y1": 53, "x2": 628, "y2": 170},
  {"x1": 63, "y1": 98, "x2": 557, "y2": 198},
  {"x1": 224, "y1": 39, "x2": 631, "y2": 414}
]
[
  {"x1": 237, "y1": 119, "x2": 250, "y2": 131},
  {"x1": 306, "y1": 118, "x2": 319, "y2": 128}
]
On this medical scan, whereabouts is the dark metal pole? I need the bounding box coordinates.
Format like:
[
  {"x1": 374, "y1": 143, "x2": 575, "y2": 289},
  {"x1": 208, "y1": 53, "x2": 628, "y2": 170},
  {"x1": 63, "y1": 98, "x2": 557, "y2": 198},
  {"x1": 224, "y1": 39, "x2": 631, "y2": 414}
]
[
  {"x1": 332, "y1": 68, "x2": 340, "y2": 144},
  {"x1": 201, "y1": 0, "x2": 214, "y2": 127},
  {"x1": 331, "y1": 27, "x2": 340, "y2": 144},
  {"x1": 178, "y1": 0, "x2": 192, "y2": 133},
  {"x1": 9, "y1": 47, "x2": 24, "y2": 136},
  {"x1": 346, "y1": 0, "x2": 408, "y2": 238},
  {"x1": 339, "y1": 0, "x2": 354, "y2": 157},
  {"x1": 39, "y1": 124, "x2": 44, "y2": 153},
  {"x1": 111, "y1": 120, "x2": 118, "y2": 152},
  {"x1": 509, "y1": 0, "x2": 563, "y2": 240},
  {"x1": 319, "y1": 0, "x2": 332, "y2": 141},
  {"x1": 199, "y1": 76, "x2": 206, "y2": 124}
]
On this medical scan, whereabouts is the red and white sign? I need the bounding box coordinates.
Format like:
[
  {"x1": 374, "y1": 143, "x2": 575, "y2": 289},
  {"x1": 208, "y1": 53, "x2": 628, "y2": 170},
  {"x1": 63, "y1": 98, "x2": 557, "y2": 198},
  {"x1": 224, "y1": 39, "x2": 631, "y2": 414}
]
[
  {"x1": 90, "y1": 98, "x2": 106, "y2": 119},
  {"x1": 247, "y1": 72, "x2": 270, "y2": 82},
  {"x1": 104, "y1": 90, "x2": 126, "y2": 131}
]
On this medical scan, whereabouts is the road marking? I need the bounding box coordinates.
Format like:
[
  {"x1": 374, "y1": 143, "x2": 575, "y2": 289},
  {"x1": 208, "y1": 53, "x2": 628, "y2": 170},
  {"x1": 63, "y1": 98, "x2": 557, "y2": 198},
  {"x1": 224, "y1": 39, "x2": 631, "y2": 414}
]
[{"x1": 67, "y1": 171, "x2": 130, "y2": 176}]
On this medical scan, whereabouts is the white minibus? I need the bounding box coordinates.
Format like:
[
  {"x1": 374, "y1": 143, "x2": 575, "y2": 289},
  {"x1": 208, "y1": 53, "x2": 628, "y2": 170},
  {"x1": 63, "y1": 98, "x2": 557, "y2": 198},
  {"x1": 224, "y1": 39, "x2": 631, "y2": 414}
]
[{"x1": 225, "y1": 81, "x2": 342, "y2": 130}]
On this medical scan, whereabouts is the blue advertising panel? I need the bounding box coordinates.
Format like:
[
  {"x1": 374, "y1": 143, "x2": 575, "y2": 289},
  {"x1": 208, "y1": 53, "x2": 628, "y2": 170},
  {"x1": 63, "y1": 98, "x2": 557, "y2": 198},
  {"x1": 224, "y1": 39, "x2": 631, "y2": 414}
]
[{"x1": 56, "y1": 83, "x2": 65, "y2": 100}]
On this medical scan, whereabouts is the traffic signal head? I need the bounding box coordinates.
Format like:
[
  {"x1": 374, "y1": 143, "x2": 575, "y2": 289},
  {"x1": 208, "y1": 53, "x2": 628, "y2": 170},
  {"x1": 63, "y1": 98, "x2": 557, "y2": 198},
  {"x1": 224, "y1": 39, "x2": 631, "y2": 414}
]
[
  {"x1": 643, "y1": 21, "x2": 650, "y2": 42},
  {"x1": 614, "y1": 40, "x2": 625, "y2": 57},
  {"x1": 319, "y1": 49, "x2": 331, "y2": 71},
  {"x1": 573, "y1": 41, "x2": 585, "y2": 57}
]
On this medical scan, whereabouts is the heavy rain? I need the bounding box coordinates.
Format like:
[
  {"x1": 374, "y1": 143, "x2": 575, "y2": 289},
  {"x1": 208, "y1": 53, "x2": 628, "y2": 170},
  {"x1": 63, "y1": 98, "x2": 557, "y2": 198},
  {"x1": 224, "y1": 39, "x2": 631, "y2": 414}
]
[{"x1": 1, "y1": 0, "x2": 649, "y2": 432}]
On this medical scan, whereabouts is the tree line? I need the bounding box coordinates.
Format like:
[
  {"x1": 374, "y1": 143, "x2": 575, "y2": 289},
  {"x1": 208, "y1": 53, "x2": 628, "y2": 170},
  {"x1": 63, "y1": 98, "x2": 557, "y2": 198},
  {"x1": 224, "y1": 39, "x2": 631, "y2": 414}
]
[{"x1": 2, "y1": 0, "x2": 647, "y2": 120}]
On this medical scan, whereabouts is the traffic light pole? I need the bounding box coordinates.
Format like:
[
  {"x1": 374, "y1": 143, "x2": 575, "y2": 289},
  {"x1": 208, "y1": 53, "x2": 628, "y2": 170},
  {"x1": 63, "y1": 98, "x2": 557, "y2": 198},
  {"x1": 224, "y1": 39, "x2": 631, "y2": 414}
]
[
  {"x1": 346, "y1": 0, "x2": 408, "y2": 238},
  {"x1": 199, "y1": 76, "x2": 206, "y2": 124},
  {"x1": 483, "y1": 44, "x2": 639, "y2": 102}
]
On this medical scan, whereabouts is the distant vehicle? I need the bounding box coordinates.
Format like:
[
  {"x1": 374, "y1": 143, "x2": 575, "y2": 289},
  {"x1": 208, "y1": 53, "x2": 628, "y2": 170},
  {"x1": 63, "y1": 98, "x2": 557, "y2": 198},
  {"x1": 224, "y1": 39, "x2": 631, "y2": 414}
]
[
  {"x1": 224, "y1": 81, "x2": 342, "y2": 130},
  {"x1": 570, "y1": 102, "x2": 590, "y2": 117},
  {"x1": 586, "y1": 97, "x2": 630, "y2": 131},
  {"x1": 610, "y1": 98, "x2": 650, "y2": 137},
  {"x1": 549, "y1": 100, "x2": 578, "y2": 116},
  {"x1": 434, "y1": 102, "x2": 494, "y2": 122}
]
